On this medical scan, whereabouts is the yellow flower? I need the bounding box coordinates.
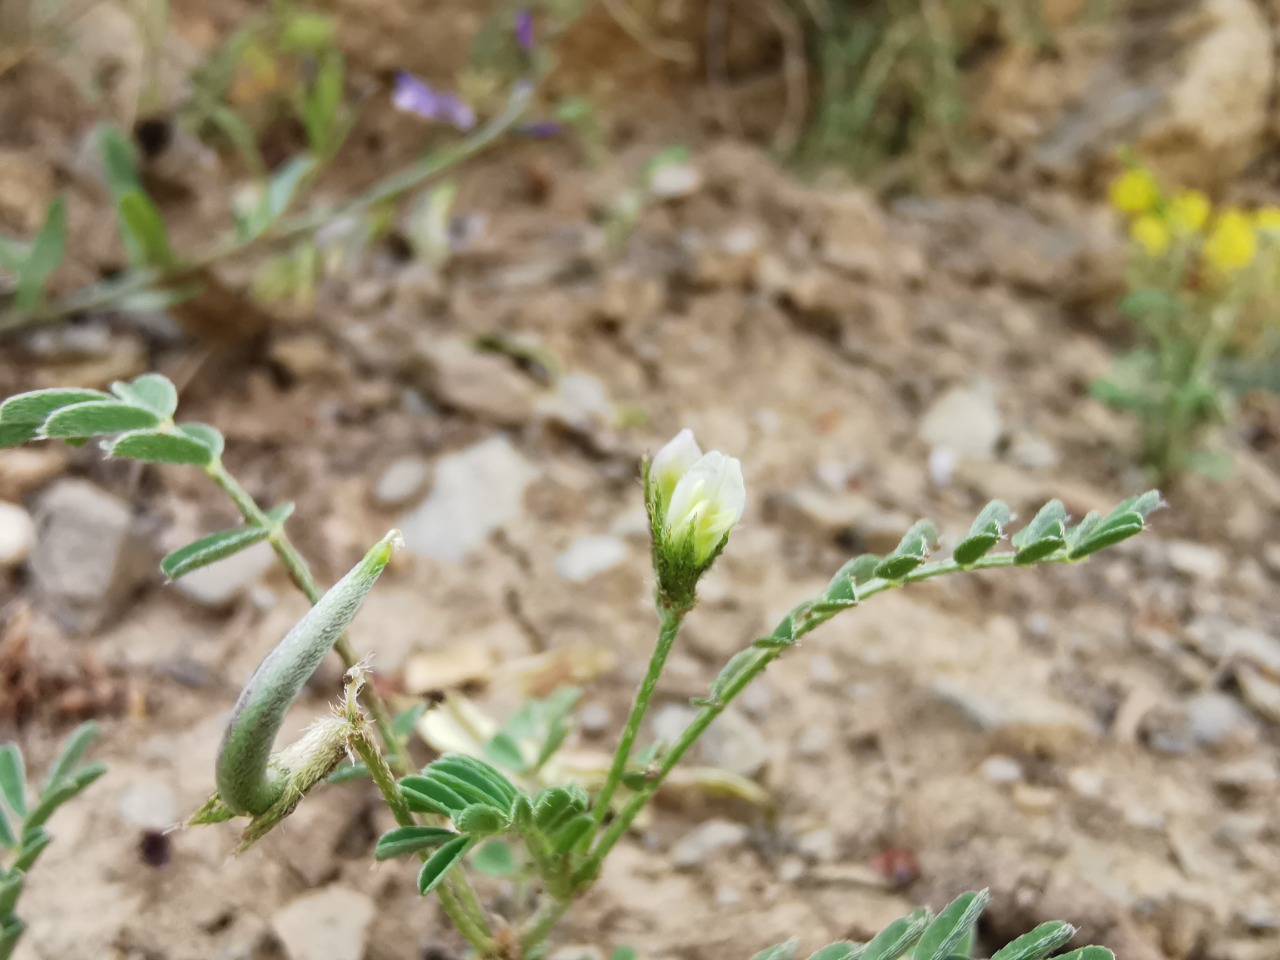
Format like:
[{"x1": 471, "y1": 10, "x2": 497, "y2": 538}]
[
  {"x1": 1168, "y1": 190, "x2": 1210, "y2": 234},
  {"x1": 1254, "y1": 206, "x2": 1280, "y2": 233},
  {"x1": 1203, "y1": 210, "x2": 1258, "y2": 272},
  {"x1": 1109, "y1": 168, "x2": 1160, "y2": 215},
  {"x1": 1130, "y1": 215, "x2": 1171, "y2": 256}
]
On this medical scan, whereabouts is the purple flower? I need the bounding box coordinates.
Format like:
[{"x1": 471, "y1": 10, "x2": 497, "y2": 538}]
[
  {"x1": 515, "y1": 9, "x2": 535, "y2": 51},
  {"x1": 392, "y1": 72, "x2": 476, "y2": 131},
  {"x1": 518, "y1": 121, "x2": 563, "y2": 139}
]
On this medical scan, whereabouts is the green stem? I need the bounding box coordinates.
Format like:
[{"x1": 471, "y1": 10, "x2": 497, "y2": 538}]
[
  {"x1": 205, "y1": 462, "x2": 411, "y2": 777},
  {"x1": 590, "y1": 605, "x2": 686, "y2": 825},
  {"x1": 519, "y1": 896, "x2": 571, "y2": 954},
  {"x1": 573, "y1": 552, "x2": 1064, "y2": 887},
  {"x1": 0, "y1": 85, "x2": 531, "y2": 333}
]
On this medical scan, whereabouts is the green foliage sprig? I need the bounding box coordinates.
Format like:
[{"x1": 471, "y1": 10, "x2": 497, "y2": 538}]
[
  {"x1": 0, "y1": 724, "x2": 104, "y2": 960},
  {"x1": 0, "y1": 380, "x2": 1161, "y2": 959}
]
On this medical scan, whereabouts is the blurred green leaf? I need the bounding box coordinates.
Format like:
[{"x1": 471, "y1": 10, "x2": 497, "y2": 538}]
[
  {"x1": 417, "y1": 835, "x2": 473, "y2": 894},
  {"x1": 111, "y1": 374, "x2": 178, "y2": 418},
  {"x1": 807, "y1": 944, "x2": 860, "y2": 960},
  {"x1": 1055, "y1": 949, "x2": 1113, "y2": 960},
  {"x1": 43, "y1": 722, "x2": 99, "y2": 792},
  {"x1": 14, "y1": 196, "x2": 67, "y2": 313},
  {"x1": 859, "y1": 908, "x2": 929, "y2": 960},
  {"x1": 10, "y1": 829, "x2": 49, "y2": 872},
  {"x1": 263, "y1": 155, "x2": 316, "y2": 226},
  {"x1": 326, "y1": 760, "x2": 368, "y2": 784},
  {"x1": 0, "y1": 807, "x2": 14, "y2": 850},
  {"x1": 0, "y1": 914, "x2": 25, "y2": 960},
  {"x1": 471, "y1": 838, "x2": 518, "y2": 876},
  {"x1": 549, "y1": 813, "x2": 593, "y2": 854},
  {"x1": 118, "y1": 191, "x2": 175, "y2": 269},
  {"x1": 0, "y1": 746, "x2": 26, "y2": 818},
  {"x1": 711, "y1": 648, "x2": 762, "y2": 702},
  {"x1": 750, "y1": 940, "x2": 799, "y2": 960},
  {"x1": 0, "y1": 873, "x2": 22, "y2": 914},
  {"x1": 97, "y1": 125, "x2": 141, "y2": 196},
  {"x1": 485, "y1": 732, "x2": 527, "y2": 772}
]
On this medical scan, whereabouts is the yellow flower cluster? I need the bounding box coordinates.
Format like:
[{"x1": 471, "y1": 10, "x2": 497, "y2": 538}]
[{"x1": 1108, "y1": 164, "x2": 1280, "y2": 274}]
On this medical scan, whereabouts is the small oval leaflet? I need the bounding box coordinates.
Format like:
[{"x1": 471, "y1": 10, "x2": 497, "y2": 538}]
[
  {"x1": 108, "y1": 429, "x2": 214, "y2": 467},
  {"x1": 40, "y1": 401, "x2": 161, "y2": 439},
  {"x1": 179, "y1": 422, "x2": 225, "y2": 459},
  {"x1": 471, "y1": 838, "x2": 518, "y2": 876},
  {"x1": 858, "y1": 908, "x2": 929, "y2": 960},
  {"x1": 374, "y1": 826, "x2": 458, "y2": 861},
  {"x1": 111, "y1": 374, "x2": 178, "y2": 419},
  {"x1": 429, "y1": 755, "x2": 518, "y2": 808},
  {"x1": 417, "y1": 835, "x2": 474, "y2": 895},
  {"x1": 454, "y1": 803, "x2": 509, "y2": 837},
  {"x1": 161, "y1": 526, "x2": 273, "y2": 580},
  {"x1": 427, "y1": 768, "x2": 511, "y2": 812},
  {"x1": 989, "y1": 921, "x2": 1075, "y2": 960},
  {"x1": 1056, "y1": 948, "x2": 1115, "y2": 960},
  {"x1": 807, "y1": 942, "x2": 861, "y2": 960},
  {"x1": 549, "y1": 813, "x2": 593, "y2": 854},
  {"x1": 0, "y1": 745, "x2": 27, "y2": 818},
  {"x1": 400, "y1": 775, "x2": 467, "y2": 816}
]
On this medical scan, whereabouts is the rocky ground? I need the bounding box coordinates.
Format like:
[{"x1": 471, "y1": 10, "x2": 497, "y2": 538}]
[{"x1": 1, "y1": 1, "x2": 1280, "y2": 959}]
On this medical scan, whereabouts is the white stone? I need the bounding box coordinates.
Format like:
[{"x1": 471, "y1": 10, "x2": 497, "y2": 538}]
[
  {"x1": 919, "y1": 382, "x2": 1004, "y2": 460},
  {"x1": 0, "y1": 500, "x2": 35, "y2": 570},
  {"x1": 671, "y1": 819, "x2": 748, "y2": 868},
  {"x1": 116, "y1": 780, "x2": 178, "y2": 830},
  {"x1": 399, "y1": 437, "x2": 538, "y2": 563},
  {"x1": 372, "y1": 456, "x2": 430, "y2": 508},
  {"x1": 554, "y1": 535, "x2": 628, "y2": 583},
  {"x1": 270, "y1": 887, "x2": 375, "y2": 960}
]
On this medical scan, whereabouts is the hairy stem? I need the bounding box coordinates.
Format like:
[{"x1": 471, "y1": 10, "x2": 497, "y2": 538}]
[
  {"x1": 0, "y1": 85, "x2": 531, "y2": 333},
  {"x1": 519, "y1": 895, "x2": 571, "y2": 954},
  {"x1": 590, "y1": 605, "x2": 686, "y2": 825},
  {"x1": 573, "y1": 551, "x2": 1066, "y2": 886}
]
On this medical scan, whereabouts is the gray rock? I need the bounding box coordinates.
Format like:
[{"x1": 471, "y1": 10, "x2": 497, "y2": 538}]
[
  {"x1": 400, "y1": 437, "x2": 539, "y2": 563},
  {"x1": 671, "y1": 819, "x2": 749, "y2": 868},
  {"x1": 980, "y1": 755, "x2": 1023, "y2": 785},
  {"x1": 930, "y1": 676, "x2": 1098, "y2": 757},
  {"x1": 415, "y1": 339, "x2": 537, "y2": 426},
  {"x1": 1166, "y1": 541, "x2": 1226, "y2": 582},
  {"x1": 542, "y1": 372, "x2": 614, "y2": 432},
  {"x1": 794, "y1": 726, "x2": 832, "y2": 758},
  {"x1": 577, "y1": 701, "x2": 611, "y2": 737},
  {"x1": 116, "y1": 780, "x2": 177, "y2": 830},
  {"x1": 0, "y1": 501, "x2": 35, "y2": 571},
  {"x1": 270, "y1": 887, "x2": 375, "y2": 960},
  {"x1": 173, "y1": 540, "x2": 276, "y2": 609},
  {"x1": 29, "y1": 480, "x2": 154, "y2": 633},
  {"x1": 920, "y1": 382, "x2": 1003, "y2": 461},
  {"x1": 796, "y1": 828, "x2": 838, "y2": 862},
  {"x1": 554, "y1": 535, "x2": 629, "y2": 583},
  {"x1": 648, "y1": 161, "x2": 703, "y2": 200},
  {"x1": 372, "y1": 455, "x2": 431, "y2": 508},
  {"x1": 1185, "y1": 692, "x2": 1258, "y2": 749}
]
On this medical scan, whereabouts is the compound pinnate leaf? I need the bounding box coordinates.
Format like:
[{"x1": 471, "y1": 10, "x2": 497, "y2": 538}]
[
  {"x1": 0, "y1": 745, "x2": 26, "y2": 817},
  {"x1": 913, "y1": 889, "x2": 988, "y2": 960},
  {"x1": 373, "y1": 826, "x2": 458, "y2": 860},
  {"x1": 161, "y1": 526, "x2": 273, "y2": 580},
  {"x1": 990, "y1": 921, "x2": 1076, "y2": 960},
  {"x1": 750, "y1": 940, "x2": 799, "y2": 960},
  {"x1": 1055, "y1": 948, "x2": 1113, "y2": 960},
  {"x1": 417, "y1": 835, "x2": 473, "y2": 895},
  {"x1": 807, "y1": 943, "x2": 861, "y2": 960},
  {"x1": 40, "y1": 401, "x2": 161, "y2": 439},
  {"x1": 25, "y1": 761, "x2": 105, "y2": 830},
  {"x1": 0, "y1": 389, "x2": 110, "y2": 425},
  {"x1": 177, "y1": 423, "x2": 225, "y2": 459},
  {"x1": 107, "y1": 430, "x2": 214, "y2": 466},
  {"x1": 859, "y1": 908, "x2": 929, "y2": 960},
  {"x1": 400, "y1": 775, "x2": 467, "y2": 816},
  {"x1": 111, "y1": 374, "x2": 178, "y2": 418}
]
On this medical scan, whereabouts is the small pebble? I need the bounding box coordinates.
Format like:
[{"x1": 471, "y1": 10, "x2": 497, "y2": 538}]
[
  {"x1": 980, "y1": 755, "x2": 1023, "y2": 785},
  {"x1": 0, "y1": 500, "x2": 35, "y2": 571},
  {"x1": 1011, "y1": 783, "x2": 1057, "y2": 815},
  {"x1": 776, "y1": 856, "x2": 805, "y2": 883},
  {"x1": 577, "y1": 701, "x2": 611, "y2": 737},
  {"x1": 1066, "y1": 767, "x2": 1106, "y2": 799},
  {"x1": 372, "y1": 456, "x2": 431, "y2": 508},
  {"x1": 794, "y1": 726, "x2": 832, "y2": 758}
]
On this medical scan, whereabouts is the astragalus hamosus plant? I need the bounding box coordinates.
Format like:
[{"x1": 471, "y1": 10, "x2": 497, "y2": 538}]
[{"x1": 1, "y1": 374, "x2": 1162, "y2": 960}]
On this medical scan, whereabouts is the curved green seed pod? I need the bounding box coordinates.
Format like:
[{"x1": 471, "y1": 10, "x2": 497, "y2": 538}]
[{"x1": 215, "y1": 530, "x2": 401, "y2": 816}]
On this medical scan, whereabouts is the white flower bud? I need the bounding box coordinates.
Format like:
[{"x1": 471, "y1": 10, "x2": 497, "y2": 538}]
[
  {"x1": 664, "y1": 451, "x2": 746, "y2": 565},
  {"x1": 649, "y1": 428, "x2": 703, "y2": 511}
]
